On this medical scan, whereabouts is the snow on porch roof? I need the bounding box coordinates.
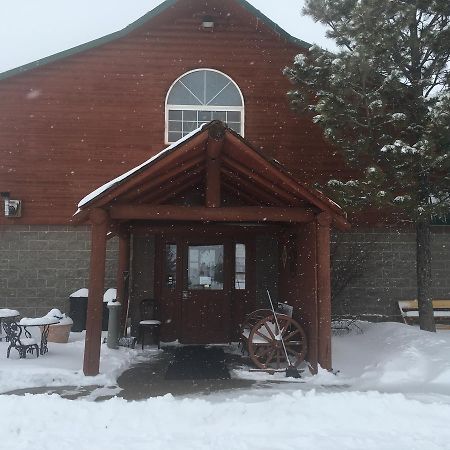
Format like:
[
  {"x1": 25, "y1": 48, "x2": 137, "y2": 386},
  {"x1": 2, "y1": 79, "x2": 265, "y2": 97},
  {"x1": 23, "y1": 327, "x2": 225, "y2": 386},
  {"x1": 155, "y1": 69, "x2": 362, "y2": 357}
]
[
  {"x1": 77, "y1": 125, "x2": 207, "y2": 210},
  {"x1": 74, "y1": 121, "x2": 348, "y2": 229}
]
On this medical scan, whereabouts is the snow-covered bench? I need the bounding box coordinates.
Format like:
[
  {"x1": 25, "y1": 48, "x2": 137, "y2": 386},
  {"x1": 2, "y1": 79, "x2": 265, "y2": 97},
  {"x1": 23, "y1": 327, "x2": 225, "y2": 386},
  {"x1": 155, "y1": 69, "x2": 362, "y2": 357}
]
[{"x1": 398, "y1": 300, "x2": 450, "y2": 329}]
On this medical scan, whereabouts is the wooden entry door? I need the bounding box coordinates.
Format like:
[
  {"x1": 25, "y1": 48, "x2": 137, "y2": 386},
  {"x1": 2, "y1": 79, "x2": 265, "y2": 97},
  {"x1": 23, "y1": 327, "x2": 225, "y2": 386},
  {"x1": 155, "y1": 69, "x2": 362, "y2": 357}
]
[
  {"x1": 181, "y1": 241, "x2": 232, "y2": 344},
  {"x1": 157, "y1": 232, "x2": 256, "y2": 345}
]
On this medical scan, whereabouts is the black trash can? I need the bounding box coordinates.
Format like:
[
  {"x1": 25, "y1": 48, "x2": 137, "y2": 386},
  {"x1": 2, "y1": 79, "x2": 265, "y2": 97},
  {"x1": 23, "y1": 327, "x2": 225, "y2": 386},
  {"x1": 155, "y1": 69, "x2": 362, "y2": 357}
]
[
  {"x1": 69, "y1": 288, "x2": 114, "y2": 332},
  {"x1": 69, "y1": 289, "x2": 88, "y2": 332}
]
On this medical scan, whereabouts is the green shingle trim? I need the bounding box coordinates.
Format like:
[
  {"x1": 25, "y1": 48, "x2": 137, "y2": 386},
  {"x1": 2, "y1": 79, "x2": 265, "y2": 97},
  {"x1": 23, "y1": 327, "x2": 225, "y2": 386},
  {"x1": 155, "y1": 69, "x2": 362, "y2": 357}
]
[
  {"x1": 0, "y1": 0, "x2": 178, "y2": 81},
  {"x1": 0, "y1": 0, "x2": 310, "y2": 82}
]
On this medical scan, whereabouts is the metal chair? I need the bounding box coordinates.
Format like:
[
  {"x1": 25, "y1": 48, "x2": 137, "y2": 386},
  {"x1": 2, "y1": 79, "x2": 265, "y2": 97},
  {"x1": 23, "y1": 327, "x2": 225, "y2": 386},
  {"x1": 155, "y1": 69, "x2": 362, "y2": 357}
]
[
  {"x1": 138, "y1": 299, "x2": 161, "y2": 349},
  {"x1": 2, "y1": 320, "x2": 39, "y2": 358}
]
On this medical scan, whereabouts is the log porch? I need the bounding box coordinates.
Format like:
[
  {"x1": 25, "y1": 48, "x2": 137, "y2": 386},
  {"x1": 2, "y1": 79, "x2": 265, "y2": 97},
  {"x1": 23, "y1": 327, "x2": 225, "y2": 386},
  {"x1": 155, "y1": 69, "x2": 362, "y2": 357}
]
[{"x1": 74, "y1": 121, "x2": 349, "y2": 376}]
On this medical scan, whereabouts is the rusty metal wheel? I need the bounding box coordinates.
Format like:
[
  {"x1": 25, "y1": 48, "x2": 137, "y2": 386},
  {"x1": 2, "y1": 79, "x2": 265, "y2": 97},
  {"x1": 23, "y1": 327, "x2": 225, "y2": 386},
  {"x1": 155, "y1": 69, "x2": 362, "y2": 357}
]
[{"x1": 248, "y1": 314, "x2": 307, "y2": 370}]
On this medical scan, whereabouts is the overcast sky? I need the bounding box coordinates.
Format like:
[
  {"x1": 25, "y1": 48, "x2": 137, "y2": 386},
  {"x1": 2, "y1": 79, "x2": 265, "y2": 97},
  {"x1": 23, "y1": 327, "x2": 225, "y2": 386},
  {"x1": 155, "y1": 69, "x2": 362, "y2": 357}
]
[{"x1": 0, "y1": 0, "x2": 334, "y2": 74}]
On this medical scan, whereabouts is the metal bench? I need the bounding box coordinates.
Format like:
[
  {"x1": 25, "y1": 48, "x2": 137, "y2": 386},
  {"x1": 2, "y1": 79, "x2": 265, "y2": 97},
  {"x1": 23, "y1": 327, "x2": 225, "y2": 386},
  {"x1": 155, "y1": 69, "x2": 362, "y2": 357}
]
[
  {"x1": 2, "y1": 320, "x2": 40, "y2": 358},
  {"x1": 398, "y1": 300, "x2": 450, "y2": 329}
]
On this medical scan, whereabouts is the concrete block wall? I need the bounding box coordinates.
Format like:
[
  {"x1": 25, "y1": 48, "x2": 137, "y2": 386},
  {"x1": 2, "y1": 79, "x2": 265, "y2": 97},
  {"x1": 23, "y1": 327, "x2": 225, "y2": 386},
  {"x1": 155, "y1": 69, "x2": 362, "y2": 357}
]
[
  {"x1": 332, "y1": 228, "x2": 450, "y2": 320},
  {"x1": 0, "y1": 225, "x2": 118, "y2": 317},
  {"x1": 1, "y1": 225, "x2": 448, "y2": 321}
]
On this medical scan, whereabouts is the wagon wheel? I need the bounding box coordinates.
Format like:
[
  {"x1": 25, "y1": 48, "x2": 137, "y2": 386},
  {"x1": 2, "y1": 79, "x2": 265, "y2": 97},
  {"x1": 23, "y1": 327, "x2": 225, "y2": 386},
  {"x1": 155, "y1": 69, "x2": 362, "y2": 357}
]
[
  {"x1": 239, "y1": 309, "x2": 273, "y2": 336},
  {"x1": 248, "y1": 314, "x2": 307, "y2": 370}
]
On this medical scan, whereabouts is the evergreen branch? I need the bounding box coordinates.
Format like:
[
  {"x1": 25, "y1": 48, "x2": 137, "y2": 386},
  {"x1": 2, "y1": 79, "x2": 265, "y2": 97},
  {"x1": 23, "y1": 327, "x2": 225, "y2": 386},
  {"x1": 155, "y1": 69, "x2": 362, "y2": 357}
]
[{"x1": 424, "y1": 72, "x2": 446, "y2": 97}]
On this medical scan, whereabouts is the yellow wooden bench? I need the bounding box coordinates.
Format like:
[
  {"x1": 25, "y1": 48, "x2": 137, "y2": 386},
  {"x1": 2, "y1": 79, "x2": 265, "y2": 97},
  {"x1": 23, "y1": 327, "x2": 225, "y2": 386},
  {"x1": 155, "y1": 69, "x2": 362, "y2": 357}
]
[{"x1": 398, "y1": 300, "x2": 450, "y2": 329}]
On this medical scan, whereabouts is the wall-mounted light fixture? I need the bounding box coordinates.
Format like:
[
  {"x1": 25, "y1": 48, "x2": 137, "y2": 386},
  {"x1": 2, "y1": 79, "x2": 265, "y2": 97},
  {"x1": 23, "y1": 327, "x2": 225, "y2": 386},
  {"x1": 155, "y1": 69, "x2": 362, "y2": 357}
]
[
  {"x1": 1, "y1": 192, "x2": 22, "y2": 218},
  {"x1": 202, "y1": 15, "x2": 215, "y2": 30}
]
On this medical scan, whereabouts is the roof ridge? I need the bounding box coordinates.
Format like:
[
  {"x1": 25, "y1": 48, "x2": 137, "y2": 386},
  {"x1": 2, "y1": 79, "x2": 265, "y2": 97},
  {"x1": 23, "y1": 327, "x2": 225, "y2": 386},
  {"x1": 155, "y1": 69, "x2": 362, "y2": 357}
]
[{"x1": 0, "y1": 0, "x2": 310, "y2": 82}]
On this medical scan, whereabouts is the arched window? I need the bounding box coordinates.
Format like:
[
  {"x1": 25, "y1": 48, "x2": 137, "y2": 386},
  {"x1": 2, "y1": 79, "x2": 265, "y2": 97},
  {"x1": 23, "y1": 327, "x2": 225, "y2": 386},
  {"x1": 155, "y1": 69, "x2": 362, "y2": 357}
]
[{"x1": 165, "y1": 69, "x2": 244, "y2": 143}]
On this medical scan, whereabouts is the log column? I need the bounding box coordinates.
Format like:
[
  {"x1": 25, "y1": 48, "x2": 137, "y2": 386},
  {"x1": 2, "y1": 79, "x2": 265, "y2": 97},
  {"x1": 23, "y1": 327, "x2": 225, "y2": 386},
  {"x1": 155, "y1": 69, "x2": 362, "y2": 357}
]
[
  {"x1": 205, "y1": 122, "x2": 224, "y2": 208},
  {"x1": 294, "y1": 223, "x2": 319, "y2": 374},
  {"x1": 316, "y1": 212, "x2": 332, "y2": 370},
  {"x1": 117, "y1": 226, "x2": 131, "y2": 334},
  {"x1": 83, "y1": 208, "x2": 109, "y2": 376}
]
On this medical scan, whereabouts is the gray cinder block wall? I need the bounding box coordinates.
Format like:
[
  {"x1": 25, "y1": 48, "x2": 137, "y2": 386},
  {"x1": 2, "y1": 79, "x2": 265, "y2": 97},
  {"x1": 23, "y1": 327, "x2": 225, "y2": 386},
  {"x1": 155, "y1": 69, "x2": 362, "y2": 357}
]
[
  {"x1": 0, "y1": 225, "x2": 118, "y2": 317},
  {"x1": 332, "y1": 227, "x2": 450, "y2": 320},
  {"x1": 1, "y1": 225, "x2": 449, "y2": 320}
]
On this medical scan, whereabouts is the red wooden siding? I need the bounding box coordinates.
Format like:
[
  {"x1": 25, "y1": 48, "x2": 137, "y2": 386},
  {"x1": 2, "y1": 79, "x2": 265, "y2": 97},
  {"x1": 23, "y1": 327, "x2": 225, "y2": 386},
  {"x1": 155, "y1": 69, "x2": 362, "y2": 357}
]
[{"x1": 0, "y1": 0, "x2": 350, "y2": 225}]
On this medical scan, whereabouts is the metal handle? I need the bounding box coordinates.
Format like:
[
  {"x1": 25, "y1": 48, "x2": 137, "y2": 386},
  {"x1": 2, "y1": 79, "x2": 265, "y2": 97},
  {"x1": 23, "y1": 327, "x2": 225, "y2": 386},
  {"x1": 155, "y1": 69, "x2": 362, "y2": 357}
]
[{"x1": 182, "y1": 290, "x2": 190, "y2": 300}]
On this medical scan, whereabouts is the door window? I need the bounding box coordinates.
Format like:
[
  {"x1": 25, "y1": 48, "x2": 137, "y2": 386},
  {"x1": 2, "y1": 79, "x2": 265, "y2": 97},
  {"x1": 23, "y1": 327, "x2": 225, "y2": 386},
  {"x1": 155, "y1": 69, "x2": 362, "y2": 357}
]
[
  {"x1": 165, "y1": 244, "x2": 177, "y2": 289},
  {"x1": 188, "y1": 245, "x2": 224, "y2": 290},
  {"x1": 235, "y1": 243, "x2": 246, "y2": 290}
]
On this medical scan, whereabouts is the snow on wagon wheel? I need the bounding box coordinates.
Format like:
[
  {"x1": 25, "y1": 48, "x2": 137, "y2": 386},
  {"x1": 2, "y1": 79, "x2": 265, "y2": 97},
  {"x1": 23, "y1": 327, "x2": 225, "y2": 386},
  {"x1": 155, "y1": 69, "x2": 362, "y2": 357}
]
[{"x1": 248, "y1": 314, "x2": 307, "y2": 370}]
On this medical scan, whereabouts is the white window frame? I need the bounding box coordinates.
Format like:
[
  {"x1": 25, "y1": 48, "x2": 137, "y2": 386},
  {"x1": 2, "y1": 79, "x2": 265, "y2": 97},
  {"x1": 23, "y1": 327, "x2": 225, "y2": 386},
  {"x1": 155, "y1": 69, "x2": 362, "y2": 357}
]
[{"x1": 165, "y1": 68, "x2": 245, "y2": 144}]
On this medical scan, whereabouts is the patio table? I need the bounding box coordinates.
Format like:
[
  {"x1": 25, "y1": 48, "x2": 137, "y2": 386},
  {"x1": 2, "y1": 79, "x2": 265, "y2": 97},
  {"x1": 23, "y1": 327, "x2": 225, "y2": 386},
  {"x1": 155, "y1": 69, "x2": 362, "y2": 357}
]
[
  {"x1": 0, "y1": 309, "x2": 20, "y2": 341},
  {"x1": 19, "y1": 317, "x2": 60, "y2": 355}
]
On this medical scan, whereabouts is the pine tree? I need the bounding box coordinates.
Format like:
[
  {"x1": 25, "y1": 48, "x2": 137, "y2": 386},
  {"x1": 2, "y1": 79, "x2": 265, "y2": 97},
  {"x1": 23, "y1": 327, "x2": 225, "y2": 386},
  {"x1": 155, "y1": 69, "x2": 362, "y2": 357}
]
[{"x1": 285, "y1": 0, "x2": 450, "y2": 331}]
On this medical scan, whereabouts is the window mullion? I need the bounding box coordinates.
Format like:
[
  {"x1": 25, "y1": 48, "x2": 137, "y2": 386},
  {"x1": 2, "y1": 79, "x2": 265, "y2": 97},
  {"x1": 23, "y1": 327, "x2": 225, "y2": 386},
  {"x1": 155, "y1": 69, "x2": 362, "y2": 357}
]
[
  {"x1": 206, "y1": 81, "x2": 232, "y2": 106},
  {"x1": 179, "y1": 80, "x2": 203, "y2": 105},
  {"x1": 166, "y1": 69, "x2": 244, "y2": 144},
  {"x1": 203, "y1": 71, "x2": 207, "y2": 105}
]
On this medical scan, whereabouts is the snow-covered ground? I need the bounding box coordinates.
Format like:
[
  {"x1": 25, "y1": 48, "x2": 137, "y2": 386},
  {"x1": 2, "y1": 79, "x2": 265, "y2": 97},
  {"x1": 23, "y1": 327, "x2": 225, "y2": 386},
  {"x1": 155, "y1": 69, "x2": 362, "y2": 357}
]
[
  {"x1": 3, "y1": 389, "x2": 450, "y2": 450},
  {"x1": 333, "y1": 321, "x2": 450, "y2": 397},
  {"x1": 0, "y1": 331, "x2": 142, "y2": 393},
  {"x1": 233, "y1": 321, "x2": 450, "y2": 400},
  {"x1": 1, "y1": 322, "x2": 450, "y2": 450}
]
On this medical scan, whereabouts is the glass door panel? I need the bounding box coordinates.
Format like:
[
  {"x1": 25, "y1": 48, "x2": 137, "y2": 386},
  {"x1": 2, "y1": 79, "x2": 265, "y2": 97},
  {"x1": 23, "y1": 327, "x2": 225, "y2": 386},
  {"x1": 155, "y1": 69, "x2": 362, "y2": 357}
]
[
  {"x1": 165, "y1": 244, "x2": 177, "y2": 290},
  {"x1": 188, "y1": 245, "x2": 224, "y2": 290},
  {"x1": 235, "y1": 243, "x2": 246, "y2": 290}
]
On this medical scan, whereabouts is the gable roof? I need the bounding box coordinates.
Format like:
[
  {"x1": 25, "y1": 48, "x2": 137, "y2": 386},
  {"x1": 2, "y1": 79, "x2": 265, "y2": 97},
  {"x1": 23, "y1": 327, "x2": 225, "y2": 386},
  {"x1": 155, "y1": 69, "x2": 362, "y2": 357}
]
[
  {"x1": 0, "y1": 0, "x2": 311, "y2": 82},
  {"x1": 73, "y1": 121, "x2": 349, "y2": 230},
  {"x1": 77, "y1": 125, "x2": 207, "y2": 210}
]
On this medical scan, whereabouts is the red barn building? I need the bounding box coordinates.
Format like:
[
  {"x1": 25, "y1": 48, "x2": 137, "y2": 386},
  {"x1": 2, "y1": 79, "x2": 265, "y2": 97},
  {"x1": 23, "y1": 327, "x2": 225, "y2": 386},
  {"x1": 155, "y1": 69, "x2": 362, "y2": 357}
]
[{"x1": 0, "y1": 0, "x2": 448, "y2": 374}]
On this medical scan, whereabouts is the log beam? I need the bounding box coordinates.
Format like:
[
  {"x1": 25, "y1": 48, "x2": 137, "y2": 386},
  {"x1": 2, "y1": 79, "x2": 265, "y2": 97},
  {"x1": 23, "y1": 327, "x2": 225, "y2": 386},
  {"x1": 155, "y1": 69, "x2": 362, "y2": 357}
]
[
  {"x1": 221, "y1": 167, "x2": 285, "y2": 206},
  {"x1": 131, "y1": 222, "x2": 285, "y2": 236},
  {"x1": 85, "y1": 133, "x2": 207, "y2": 208},
  {"x1": 221, "y1": 154, "x2": 300, "y2": 206},
  {"x1": 109, "y1": 205, "x2": 315, "y2": 223},
  {"x1": 121, "y1": 154, "x2": 205, "y2": 203},
  {"x1": 225, "y1": 133, "x2": 350, "y2": 229},
  {"x1": 83, "y1": 208, "x2": 109, "y2": 376},
  {"x1": 142, "y1": 170, "x2": 203, "y2": 205},
  {"x1": 222, "y1": 181, "x2": 263, "y2": 206}
]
